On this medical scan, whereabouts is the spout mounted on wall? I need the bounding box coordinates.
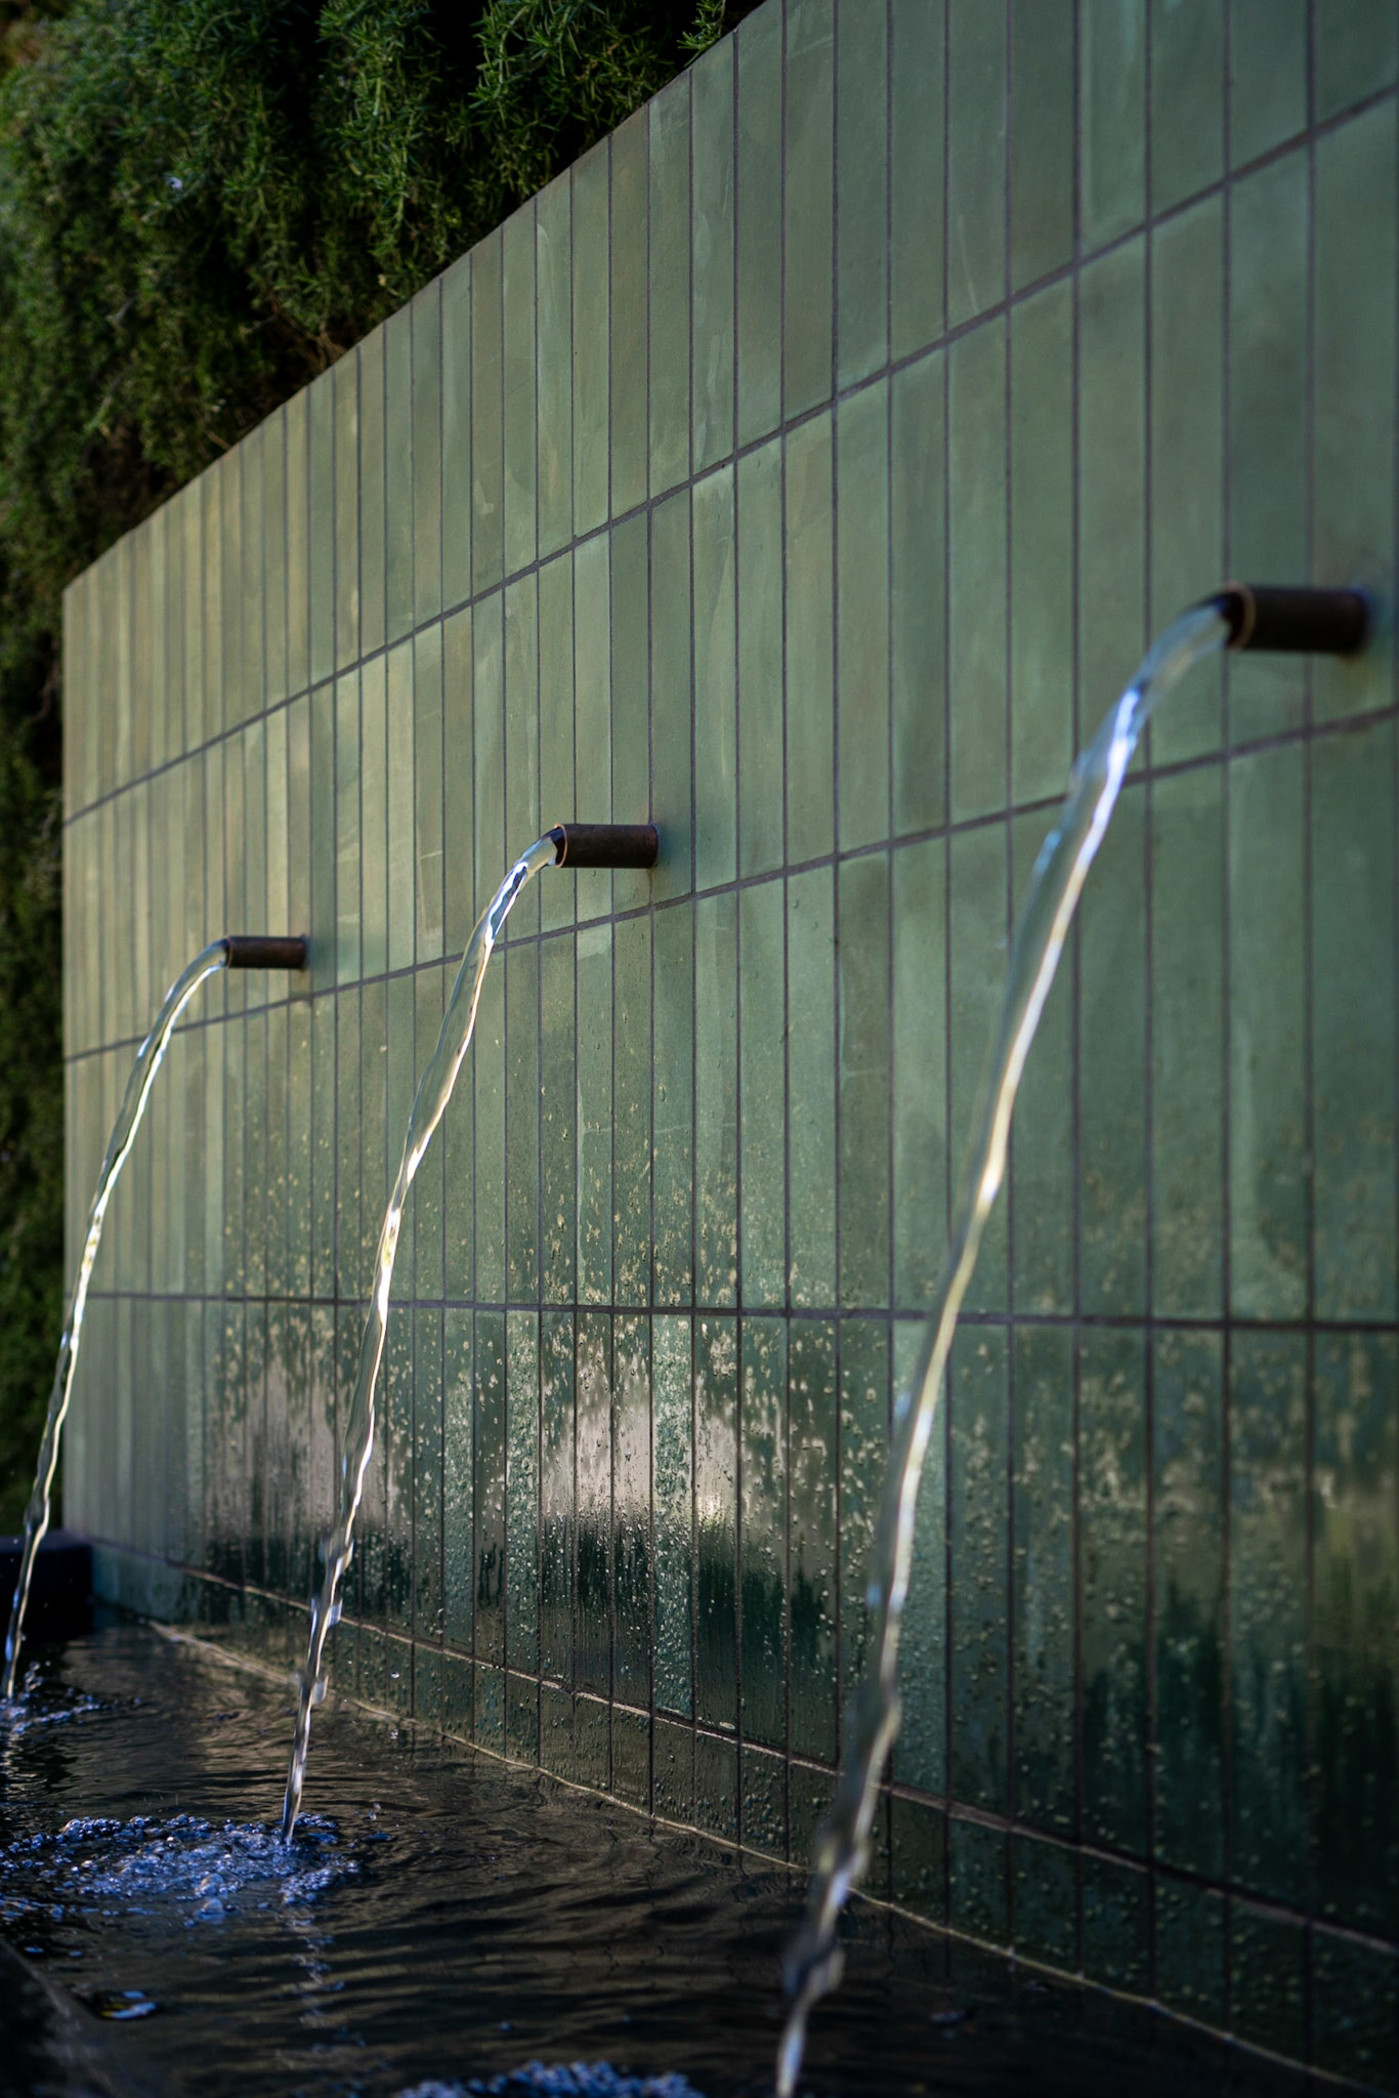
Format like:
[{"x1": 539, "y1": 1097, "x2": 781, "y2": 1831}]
[
  {"x1": 222, "y1": 935, "x2": 310, "y2": 970},
  {"x1": 1213, "y1": 582, "x2": 1370, "y2": 655},
  {"x1": 549, "y1": 822, "x2": 660, "y2": 869}
]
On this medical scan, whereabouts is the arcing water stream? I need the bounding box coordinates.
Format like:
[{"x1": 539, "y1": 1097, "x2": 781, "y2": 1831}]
[
  {"x1": 281, "y1": 833, "x2": 561, "y2": 1840},
  {"x1": 776, "y1": 600, "x2": 1234, "y2": 2094},
  {"x1": 1, "y1": 940, "x2": 233, "y2": 1703}
]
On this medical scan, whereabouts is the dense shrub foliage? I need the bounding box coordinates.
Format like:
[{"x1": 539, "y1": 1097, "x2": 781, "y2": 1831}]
[{"x1": 0, "y1": 0, "x2": 746, "y2": 1526}]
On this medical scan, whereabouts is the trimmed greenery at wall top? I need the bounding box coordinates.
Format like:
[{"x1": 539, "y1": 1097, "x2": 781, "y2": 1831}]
[{"x1": 0, "y1": 0, "x2": 749, "y2": 1528}]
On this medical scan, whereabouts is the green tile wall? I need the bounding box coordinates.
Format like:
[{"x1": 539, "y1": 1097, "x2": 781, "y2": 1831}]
[{"x1": 62, "y1": 3, "x2": 1399, "y2": 2085}]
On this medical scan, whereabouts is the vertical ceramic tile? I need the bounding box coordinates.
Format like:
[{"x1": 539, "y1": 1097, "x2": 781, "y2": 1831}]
[
  {"x1": 1312, "y1": 718, "x2": 1397, "y2": 1320},
  {"x1": 414, "y1": 625, "x2": 445, "y2": 964},
  {"x1": 308, "y1": 373, "x2": 336, "y2": 699},
  {"x1": 1149, "y1": 0, "x2": 1223, "y2": 211},
  {"x1": 950, "y1": 322, "x2": 1008, "y2": 822},
  {"x1": 1010, "y1": 282, "x2": 1072, "y2": 804},
  {"x1": 502, "y1": 209, "x2": 537, "y2": 580},
  {"x1": 736, "y1": 1, "x2": 783, "y2": 446},
  {"x1": 576, "y1": 921, "x2": 613, "y2": 1306},
  {"x1": 1151, "y1": 763, "x2": 1225, "y2": 1318},
  {"x1": 540, "y1": 1310, "x2": 574, "y2": 1684},
  {"x1": 443, "y1": 1308, "x2": 474, "y2": 1654},
  {"x1": 1232, "y1": 1904, "x2": 1307, "y2": 2067},
  {"x1": 613, "y1": 1317, "x2": 651, "y2": 1707},
  {"x1": 1229, "y1": 1330, "x2": 1307, "y2": 1907},
  {"x1": 620, "y1": 505, "x2": 659, "y2": 909},
  {"x1": 1228, "y1": 149, "x2": 1308, "y2": 745},
  {"x1": 475, "y1": 1310, "x2": 506, "y2": 1669},
  {"x1": 838, "y1": 1316, "x2": 888, "y2": 1724},
  {"x1": 384, "y1": 305, "x2": 414, "y2": 645},
  {"x1": 836, "y1": 0, "x2": 888, "y2": 387},
  {"x1": 613, "y1": 912, "x2": 652, "y2": 1305},
  {"x1": 505, "y1": 571, "x2": 540, "y2": 932},
  {"x1": 736, "y1": 439, "x2": 784, "y2": 878},
  {"x1": 359, "y1": 325, "x2": 386, "y2": 664},
  {"x1": 784, "y1": 0, "x2": 835, "y2": 416},
  {"x1": 540, "y1": 930, "x2": 577, "y2": 1306},
  {"x1": 359, "y1": 976, "x2": 387, "y2": 1297},
  {"x1": 786, "y1": 867, "x2": 835, "y2": 1308},
  {"x1": 573, "y1": 533, "x2": 612, "y2": 924},
  {"x1": 892, "y1": 837, "x2": 948, "y2": 1312},
  {"x1": 1229, "y1": 743, "x2": 1305, "y2": 1321},
  {"x1": 653, "y1": 1315, "x2": 694, "y2": 1716},
  {"x1": 1010, "y1": 807, "x2": 1073, "y2": 1316},
  {"x1": 1313, "y1": 102, "x2": 1397, "y2": 727},
  {"x1": 784, "y1": 413, "x2": 835, "y2": 863},
  {"x1": 836, "y1": 382, "x2": 890, "y2": 853},
  {"x1": 949, "y1": 821, "x2": 1008, "y2": 1311},
  {"x1": 611, "y1": 111, "x2": 649, "y2": 519},
  {"x1": 414, "y1": 280, "x2": 444, "y2": 625},
  {"x1": 947, "y1": 0, "x2": 1006, "y2": 329},
  {"x1": 891, "y1": 351, "x2": 947, "y2": 838},
  {"x1": 1078, "y1": 781, "x2": 1147, "y2": 1315},
  {"x1": 415, "y1": 1328, "x2": 445, "y2": 1663},
  {"x1": 219, "y1": 452, "x2": 243, "y2": 734},
  {"x1": 536, "y1": 176, "x2": 573, "y2": 561},
  {"x1": 837, "y1": 852, "x2": 890, "y2": 1308},
  {"x1": 1152, "y1": 1328, "x2": 1224, "y2": 1881},
  {"x1": 333, "y1": 352, "x2": 359, "y2": 673},
  {"x1": 1149, "y1": 194, "x2": 1224, "y2": 763},
  {"x1": 1079, "y1": 0, "x2": 1146, "y2": 250},
  {"x1": 889, "y1": 0, "x2": 945, "y2": 361},
  {"x1": 441, "y1": 257, "x2": 472, "y2": 610},
  {"x1": 1314, "y1": 1930, "x2": 1399, "y2": 2090},
  {"x1": 741, "y1": 1318, "x2": 787, "y2": 1749},
  {"x1": 335, "y1": 989, "x2": 360, "y2": 1306},
  {"x1": 507, "y1": 1311, "x2": 540, "y2": 1677},
  {"x1": 360, "y1": 655, "x2": 388, "y2": 980},
  {"x1": 1012, "y1": 1324, "x2": 1074, "y2": 1832},
  {"x1": 691, "y1": 38, "x2": 734, "y2": 475},
  {"x1": 1314, "y1": 0, "x2": 1398, "y2": 121},
  {"x1": 789, "y1": 1320, "x2": 837, "y2": 1762},
  {"x1": 1314, "y1": 1332, "x2": 1399, "y2": 1937},
  {"x1": 473, "y1": 950, "x2": 507, "y2": 1306},
  {"x1": 575, "y1": 1313, "x2": 612, "y2": 1698},
  {"x1": 1009, "y1": 0, "x2": 1073, "y2": 290},
  {"x1": 472, "y1": 233, "x2": 504, "y2": 599},
  {"x1": 652, "y1": 900, "x2": 694, "y2": 1306},
  {"x1": 693, "y1": 466, "x2": 737, "y2": 890},
  {"x1": 414, "y1": 964, "x2": 446, "y2": 1304},
  {"x1": 948, "y1": 1326, "x2": 1008, "y2": 1813},
  {"x1": 649, "y1": 79, "x2": 692, "y2": 497},
  {"x1": 694, "y1": 892, "x2": 737, "y2": 1308},
  {"x1": 538, "y1": 554, "x2": 574, "y2": 935},
  {"x1": 1079, "y1": 1327, "x2": 1148, "y2": 1857},
  {"x1": 1230, "y1": 0, "x2": 1306, "y2": 165},
  {"x1": 571, "y1": 143, "x2": 610, "y2": 536},
  {"x1": 285, "y1": 390, "x2": 309, "y2": 704},
  {"x1": 310, "y1": 677, "x2": 337, "y2": 996},
  {"x1": 442, "y1": 608, "x2": 475, "y2": 960},
  {"x1": 1078, "y1": 237, "x2": 1146, "y2": 736}
]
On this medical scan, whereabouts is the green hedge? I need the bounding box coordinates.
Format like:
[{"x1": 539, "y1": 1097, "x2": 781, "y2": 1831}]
[{"x1": 0, "y1": 0, "x2": 749, "y2": 1528}]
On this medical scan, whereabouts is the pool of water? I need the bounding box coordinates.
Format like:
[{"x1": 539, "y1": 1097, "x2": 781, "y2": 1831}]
[{"x1": 0, "y1": 1625, "x2": 1311, "y2": 2097}]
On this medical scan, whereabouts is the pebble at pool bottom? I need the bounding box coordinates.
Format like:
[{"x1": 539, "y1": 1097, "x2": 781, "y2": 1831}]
[{"x1": 0, "y1": 1625, "x2": 1318, "y2": 2098}]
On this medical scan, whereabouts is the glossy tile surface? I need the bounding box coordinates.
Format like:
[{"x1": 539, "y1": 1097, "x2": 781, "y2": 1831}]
[{"x1": 61, "y1": 4, "x2": 1399, "y2": 2085}]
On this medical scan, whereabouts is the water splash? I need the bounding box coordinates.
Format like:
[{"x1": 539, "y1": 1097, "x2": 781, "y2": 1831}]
[
  {"x1": 2, "y1": 940, "x2": 231, "y2": 1702},
  {"x1": 403, "y1": 2069, "x2": 706, "y2": 2098},
  {"x1": 2, "y1": 1811, "x2": 353, "y2": 1923},
  {"x1": 282, "y1": 834, "x2": 561, "y2": 1839},
  {"x1": 776, "y1": 602, "x2": 1232, "y2": 2095}
]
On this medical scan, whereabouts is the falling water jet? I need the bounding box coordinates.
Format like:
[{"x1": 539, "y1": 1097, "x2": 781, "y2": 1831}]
[
  {"x1": 281, "y1": 822, "x2": 659, "y2": 1842},
  {"x1": 2, "y1": 934, "x2": 309, "y2": 1703},
  {"x1": 775, "y1": 583, "x2": 1369, "y2": 2098}
]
